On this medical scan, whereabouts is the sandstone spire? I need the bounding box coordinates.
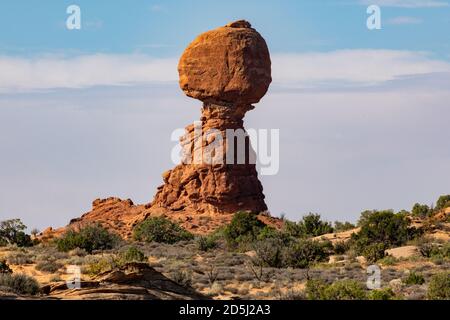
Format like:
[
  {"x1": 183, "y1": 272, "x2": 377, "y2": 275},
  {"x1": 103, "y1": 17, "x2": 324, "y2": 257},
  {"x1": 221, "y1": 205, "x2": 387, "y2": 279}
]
[{"x1": 150, "y1": 20, "x2": 272, "y2": 216}]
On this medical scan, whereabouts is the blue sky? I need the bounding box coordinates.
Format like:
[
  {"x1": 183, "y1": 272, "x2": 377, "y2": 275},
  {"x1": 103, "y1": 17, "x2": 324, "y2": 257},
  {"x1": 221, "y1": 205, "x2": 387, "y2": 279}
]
[
  {"x1": 0, "y1": 0, "x2": 450, "y2": 230},
  {"x1": 1, "y1": 0, "x2": 449, "y2": 58}
]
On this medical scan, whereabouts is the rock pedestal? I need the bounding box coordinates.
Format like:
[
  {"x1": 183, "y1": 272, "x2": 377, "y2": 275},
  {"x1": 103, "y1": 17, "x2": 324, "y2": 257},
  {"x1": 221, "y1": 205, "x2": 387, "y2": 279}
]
[{"x1": 151, "y1": 20, "x2": 272, "y2": 216}]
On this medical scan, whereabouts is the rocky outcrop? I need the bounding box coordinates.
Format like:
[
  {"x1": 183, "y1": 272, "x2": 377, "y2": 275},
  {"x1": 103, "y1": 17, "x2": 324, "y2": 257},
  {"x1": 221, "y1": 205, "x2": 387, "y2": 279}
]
[{"x1": 45, "y1": 263, "x2": 206, "y2": 300}]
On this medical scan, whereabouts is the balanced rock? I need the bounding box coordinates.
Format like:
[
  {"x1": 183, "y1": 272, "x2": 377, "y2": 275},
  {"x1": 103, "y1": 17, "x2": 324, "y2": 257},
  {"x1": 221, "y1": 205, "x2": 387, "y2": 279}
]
[
  {"x1": 178, "y1": 20, "x2": 272, "y2": 105},
  {"x1": 150, "y1": 20, "x2": 271, "y2": 217}
]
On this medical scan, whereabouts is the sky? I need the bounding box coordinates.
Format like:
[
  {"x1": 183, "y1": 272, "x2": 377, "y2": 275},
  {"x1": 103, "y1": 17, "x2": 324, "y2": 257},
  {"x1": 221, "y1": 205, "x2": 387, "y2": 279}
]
[{"x1": 0, "y1": 0, "x2": 450, "y2": 230}]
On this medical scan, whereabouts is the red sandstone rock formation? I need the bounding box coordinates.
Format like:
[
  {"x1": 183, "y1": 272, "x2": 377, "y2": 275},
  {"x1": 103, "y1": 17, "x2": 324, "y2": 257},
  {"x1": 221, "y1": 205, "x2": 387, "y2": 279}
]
[
  {"x1": 42, "y1": 20, "x2": 278, "y2": 239},
  {"x1": 150, "y1": 20, "x2": 271, "y2": 217}
]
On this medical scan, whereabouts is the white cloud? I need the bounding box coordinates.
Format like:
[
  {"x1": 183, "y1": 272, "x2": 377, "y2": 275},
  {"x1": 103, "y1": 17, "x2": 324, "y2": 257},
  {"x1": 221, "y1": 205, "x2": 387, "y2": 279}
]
[
  {"x1": 387, "y1": 16, "x2": 423, "y2": 24},
  {"x1": 0, "y1": 50, "x2": 449, "y2": 93},
  {"x1": 272, "y1": 50, "x2": 450, "y2": 87},
  {"x1": 0, "y1": 54, "x2": 178, "y2": 93},
  {"x1": 359, "y1": 0, "x2": 449, "y2": 7}
]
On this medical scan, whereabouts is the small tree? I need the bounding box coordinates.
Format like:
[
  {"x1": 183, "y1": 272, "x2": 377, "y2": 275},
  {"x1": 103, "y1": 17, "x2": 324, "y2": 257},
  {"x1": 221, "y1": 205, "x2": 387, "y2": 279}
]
[
  {"x1": 298, "y1": 213, "x2": 334, "y2": 237},
  {"x1": 334, "y1": 221, "x2": 356, "y2": 233},
  {"x1": 133, "y1": 217, "x2": 193, "y2": 244},
  {"x1": 252, "y1": 238, "x2": 285, "y2": 268},
  {"x1": 284, "y1": 239, "x2": 332, "y2": 279},
  {"x1": 56, "y1": 224, "x2": 119, "y2": 253},
  {"x1": 436, "y1": 195, "x2": 450, "y2": 211},
  {"x1": 283, "y1": 214, "x2": 333, "y2": 238},
  {"x1": 223, "y1": 212, "x2": 266, "y2": 248},
  {"x1": 0, "y1": 219, "x2": 33, "y2": 247},
  {"x1": 411, "y1": 203, "x2": 432, "y2": 218},
  {"x1": 352, "y1": 210, "x2": 414, "y2": 253}
]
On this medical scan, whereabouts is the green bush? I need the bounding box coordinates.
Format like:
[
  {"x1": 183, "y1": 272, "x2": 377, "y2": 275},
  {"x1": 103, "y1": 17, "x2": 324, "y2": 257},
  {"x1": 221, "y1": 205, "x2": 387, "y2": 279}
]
[
  {"x1": 305, "y1": 279, "x2": 328, "y2": 300},
  {"x1": 119, "y1": 246, "x2": 146, "y2": 263},
  {"x1": 252, "y1": 238, "x2": 285, "y2": 268},
  {"x1": 0, "y1": 273, "x2": 40, "y2": 295},
  {"x1": 368, "y1": 288, "x2": 396, "y2": 300},
  {"x1": 284, "y1": 239, "x2": 332, "y2": 269},
  {"x1": 284, "y1": 214, "x2": 333, "y2": 238},
  {"x1": 56, "y1": 224, "x2": 119, "y2": 253},
  {"x1": 333, "y1": 241, "x2": 351, "y2": 255},
  {"x1": 411, "y1": 203, "x2": 432, "y2": 218},
  {"x1": 84, "y1": 255, "x2": 119, "y2": 275},
  {"x1": 362, "y1": 243, "x2": 386, "y2": 263},
  {"x1": 223, "y1": 212, "x2": 266, "y2": 248},
  {"x1": 133, "y1": 217, "x2": 193, "y2": 244},
  {"x1": 197, "y1": 235, "x2": 218, "y2": 252},
  {"x1": 324, "y1": 280, "x2": 367, "y2": 300},
  {"x1": 334, "y1": 221, "x2": 356, "y2": 233},
  {"x1": 403, "y1": 271, "x2": 425, "y2": 285},
  {"x1": 35, "y1": 260, "x2": 63, "y2": 273},
  {"x1": 427, "y1": 272, "x2": 450, "y2": 300},
  {"x1": 378, "y1": 255, "x2": 398, "y2": 266},
  {"x1": 352, "y1": 210, "x2": 414, "y2": 256},
  {"x1": 419, "y1": 242, "x2": 450, "y2": 259},
  {"x1": 0, "y1": 219, "x2": 33, "y2": 247},
  {"x1": 436, "y1": 195, "x2": 450, "y2": 211},
  {"x1": 0, "y1": 260, "x2": 12, "y2": 274},
  {"x1": 305, "y1": 279, "x2": 367, "y2": 300}
]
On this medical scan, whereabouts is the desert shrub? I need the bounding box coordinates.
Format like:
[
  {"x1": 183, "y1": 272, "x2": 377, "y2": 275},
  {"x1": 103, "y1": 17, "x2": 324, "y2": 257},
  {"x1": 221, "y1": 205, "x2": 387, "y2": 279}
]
[
  {"x1": 357, "y1": 210, "x2": 377, "y2": 227},
  {"x1": 367, "y1": 287, "x2": 396, "y2": 300},
  {"x1": 252, "y1": 238, "x2": 285, "y2": 268},
  {"x1": 118, "y1": 246, "x2": 146, "y2": 263},
  {"x1": 35, "y1": 260, "x2": 63, "y2": 273},
  {"x1": 284, "y1": 239, "x2": 332, "y2": 270},
  {"x1": 56, "y1": 224, "x2": 120, "y2": 253},
  {"x1": 84, "y1": 255, "x2": 119, "y2": 275},
  {"x1": 0, "y1": 273, "x2": 40, "y2": 295},
  {"x1": 49, "y1": 275, "x2": 62, "y2": 282},
  {"x1": 419, "y1": 242, "x2": 437, "y2": 258},
  {"x1": 361, "y1": 243, "x2": 386, "y2": 263},
  {"x1": 0, "y1": 260, "x2": 12, "y2": 274},
  {"x1": 305, "y1": 279, "x2": 367, "y2": 300},
  {"x1": 68, "y1": 247, "x2": 88, "y2": 257},
  {"x1": 352, "y1": 210, "x2": 414, "y2": 256},
  {"x1": 378, "y1": 255, "x2": 398, "y2": 266},
  {"x1": 197, "y1": 235, "x2": 218, "y2": 252},
  {"x1": 170, "y1": 270, "x2": 192, "y2": 288},
  {"x1": 324, "y1": 280, "x2": 367, "y2": 300},
  {"x1": 305, "y1": 279, "x2": 328, "y2": 300},
  {"x1": 333, "y1": 241, "x2": 350, "y2": 255},
  {"x1": 0, "y1": 219, "x2": 33, "y2": 247},
  {"x1": 411, "y1": 203, "x2": 432, "y2": 218},
  {"x1": 403, "y1": 271, "x2": 425, "y2": 286},
  {"x1": 419, "y1": 241, "x2": 450, "y2": 259},
  {"x1": 223, "y1": 212, "x2": 266, "y2": 248},
  {"x1": 133, "y1": 217, "x2": 193, "y2": 244},
  {"x1": 436, "y1": 195, "x2": 450, "y2": 211},
  {"x1": 284, "y1": 214, "x2": 333, "y2": 238},
  {"x1": 334, "y1": 221, "x2": 356, "y2": 233},
  {"x1": 6, "y1": 251, "x2": 34, "y2": 265},
  {"x1": 427, "y1": 272, "x2": 450, "y2": 300}
]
